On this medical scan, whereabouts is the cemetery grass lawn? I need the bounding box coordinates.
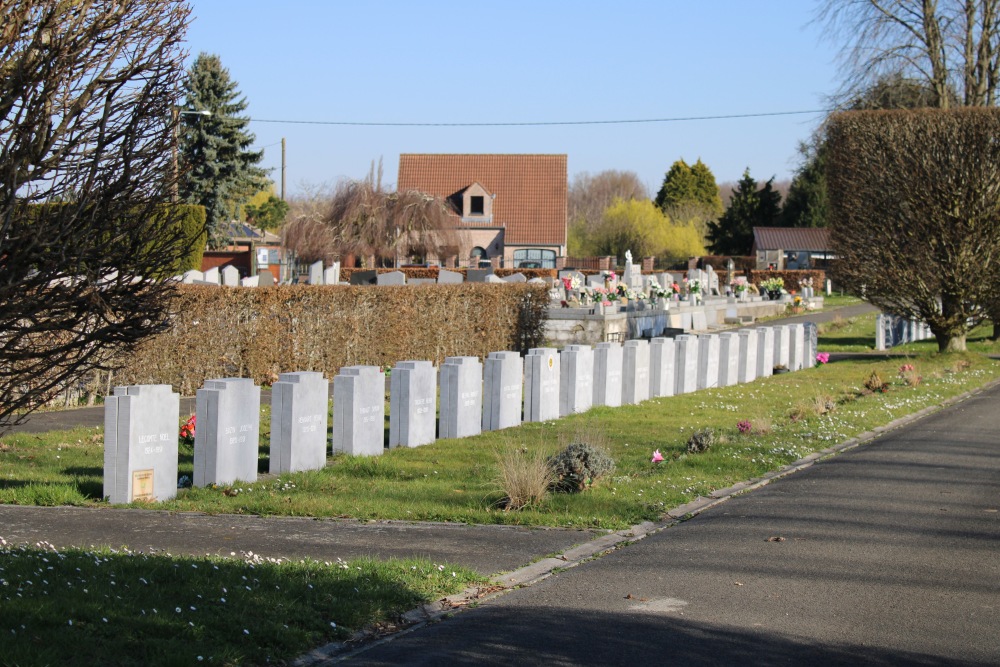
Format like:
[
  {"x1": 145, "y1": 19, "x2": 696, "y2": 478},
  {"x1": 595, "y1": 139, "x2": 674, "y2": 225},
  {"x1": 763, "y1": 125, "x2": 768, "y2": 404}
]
[
  {"x1": 0, "y1": 542, "x2": 483, "y2": 667},
  {"x1": 3, "y1": 353, "x2": 1000, "y2": 530}
]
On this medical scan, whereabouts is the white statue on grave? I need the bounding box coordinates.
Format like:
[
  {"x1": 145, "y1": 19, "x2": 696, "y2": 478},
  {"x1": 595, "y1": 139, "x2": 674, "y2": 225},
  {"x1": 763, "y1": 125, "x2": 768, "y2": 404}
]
[{"x1": 625, "y1": 249, "x2": 633, "y2": 266}]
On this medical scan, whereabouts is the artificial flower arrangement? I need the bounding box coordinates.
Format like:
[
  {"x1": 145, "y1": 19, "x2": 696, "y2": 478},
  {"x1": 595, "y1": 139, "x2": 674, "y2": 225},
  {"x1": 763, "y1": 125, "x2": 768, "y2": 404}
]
[
  {"x1": 760, "y1": 277, "x2": 784, "y2": 292},
  {"x1": 561, "y1": 275, "x2": 582, "y2": 291},
  {"x1": 687, "y1": 278, "x2": 702, "y2": 294},
  {"x1": 179, "y1": 414, "x2": 196, "y2": 445},
  {"x1": 733, "y1": 276, "x2": 748, "y2": 293}
]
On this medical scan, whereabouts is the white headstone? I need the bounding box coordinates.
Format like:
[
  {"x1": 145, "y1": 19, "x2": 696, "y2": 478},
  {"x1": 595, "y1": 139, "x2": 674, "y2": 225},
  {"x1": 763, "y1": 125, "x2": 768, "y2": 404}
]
[
  {"x1": 787, "y1": 323, "x2": 806, "y2": 371},
  {"x1": 103, "y1": 384, "x2": 179, "y2": 504},
  {"x1": 649, "y1": 337, "x2": 676, "y2": 398},
  {"x1": 182, "y1": 269, "x2": 204, "y2": 284},
  {"x1": 675, "y1": 335, "x2": 700, "y2": 395},
  {"x1": 377, "y1": 270, "x2": 407, "y2": 286},
  {"x1": 503, "y1": 273, "x2": 527, "y2": 283},
  {"x1": 309, "y1": 261, "x2": 324, "y2": 285},
  {"x1": 269, "y1": 371, "x2": 328, "y2": 474},
  {"x1": 203, "y1": 267, "x2": 220, "y2": 285},
  {"x1": 691, "y1": 311, "x2": 708, "y2": 332},
  {"x1": 593, "y1": 342, "x2": 623, "y2": 407},
  {"x1": 622, "y1": 339, "x2": 650, "y2": 405},
  {"x1": 332, "y1": 366, "x2": 384, "y2": 456},
  {"x1": 559, "y1": 345, "x2": 594, "y2": 416},
  {"x1": 482, "y1": 351, "x2": 523, "y2": 431},
  {"x1": 756, "y1": 327, "x2": 775, "y2": 377},
  {"x1": 437, "y1": 270, "x2": 464, "y2": 284},
  {"x1": 389, "y1": 360, "x2": 436, "y2": 448},
  {"x1": 194, "y1": 378, "x2": 260, "y2": 487},
  {"x1": 803, "y1": 322, "x2": 818, "y2": 369},
  {"x1": 439, "y1": 356, "x2": 482, "y2": 439},
  {"x1": 221, "y1": 265, "x2": 240, "y2": 287},
  {"x1": 737, "y1": 329, "x2": 759, "y2": 383},
  {"x1": 717, "y1": 332, "x2": 739, "y2": 387},
  {"x1": 773, "y1": 325, "x2": 791, "y2": 369},
  {"x1": 524, "y1": 348, "x2": 560, "y2": 422},
  {"x1": 485, "y1": 274, "x2": 506, "y2": 283},
  {"x1": 324, "y1": 262, "x2": 341, "y2": 286},
  {"x1": 241, "y1": 276, "x2": 260, "y2": 287}
]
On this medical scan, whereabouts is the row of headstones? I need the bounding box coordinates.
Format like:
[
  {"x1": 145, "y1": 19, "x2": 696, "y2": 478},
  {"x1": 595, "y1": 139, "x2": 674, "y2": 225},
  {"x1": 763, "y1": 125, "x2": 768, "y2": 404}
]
[
  {"x1": 353, "y1": 269, "x2": 539, "y2": 286},
  {"x1": 103, "y1": 323, "x2": 817, "y2": 505},
  {"x1": 177, "y1": 262, "x2": 344, "y2": 288},
  {"x1": 875, "y1": 313, "x2": 934, "y2": 350}
]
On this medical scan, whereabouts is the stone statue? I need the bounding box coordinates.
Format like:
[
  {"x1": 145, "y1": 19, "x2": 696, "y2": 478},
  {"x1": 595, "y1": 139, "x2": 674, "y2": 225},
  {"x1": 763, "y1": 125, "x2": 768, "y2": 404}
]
[{"x1": 625, "y1": 249, "x2": 633, "y2": 265}]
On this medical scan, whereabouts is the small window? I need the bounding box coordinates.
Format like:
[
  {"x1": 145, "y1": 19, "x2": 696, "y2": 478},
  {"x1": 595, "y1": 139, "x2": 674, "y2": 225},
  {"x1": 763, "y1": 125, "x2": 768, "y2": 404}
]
[{"x1": 469, "y1": 196, "x2": 484, "y2": 215}]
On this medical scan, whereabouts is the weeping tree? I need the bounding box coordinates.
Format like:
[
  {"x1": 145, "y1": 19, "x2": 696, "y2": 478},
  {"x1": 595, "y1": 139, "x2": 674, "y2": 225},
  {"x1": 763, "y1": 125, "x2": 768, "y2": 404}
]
[
  {"x1": 0, "y1": 0, "x2": 196, "y2": 429},
  {"x1": 826, "y1": 108, "x2": 1000, "y2": 351}
]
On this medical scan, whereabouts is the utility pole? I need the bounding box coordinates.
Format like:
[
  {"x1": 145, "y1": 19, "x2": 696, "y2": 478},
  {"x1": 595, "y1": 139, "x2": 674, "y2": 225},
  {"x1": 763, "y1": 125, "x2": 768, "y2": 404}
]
[{"x1": 281, "y1": 137, "x2": 286, "y2": 201}]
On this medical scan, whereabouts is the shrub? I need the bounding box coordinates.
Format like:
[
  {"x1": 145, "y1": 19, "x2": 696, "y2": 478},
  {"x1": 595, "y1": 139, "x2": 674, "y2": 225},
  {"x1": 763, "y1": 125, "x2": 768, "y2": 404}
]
[
  {"x1": 548, "y1": 442, "x2": 615, "y2": 493},
  {"x1": 494, "y1": 444, "x2": 553, "y2": 510},
  {"x1": 863, "y1": 371, "x2": 888, "y2": 393},
  {"x1": 686, "y1": 428, "x2": 715, "y2": 454}
]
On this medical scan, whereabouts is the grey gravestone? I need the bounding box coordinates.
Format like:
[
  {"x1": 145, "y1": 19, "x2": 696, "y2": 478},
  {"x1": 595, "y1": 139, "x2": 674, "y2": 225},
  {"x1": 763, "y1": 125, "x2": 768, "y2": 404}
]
[
  {"x1": 324, "y1": 262, "x2": 341, "y2": 286},
  {"x1": 788, "y1": 323, "x2": 806, "y2": 371},
  {"x1": 524, "y1": 348, "x2": 560, "y2": 422},
  {"x1": 803, "y1": 322, "x2": 818, "y2": 368},
  {"x1": 389, "y1": 361, "x2": 436, "y2": 448},
  {"x1": 465, "y1": 269, "x2": 492, "y2": 282},
  {"x1": 674, "y1": 335, "x2": 700, "y2": 395},
  {"x1": 182, "y1": 269, "x2": 204, "y2": 284},
  {"x1": 756, "y1": 327, "x2": 775, "y2": 377},
  {"x1": 270, "y1": 371, "x2": 328, "y2": 474},
  {"x1": 349, "y1": 270, "x2": 377, "y2": 286},
  {"x1": 697, "y1": 334, "x2": 721, "y2": 390},
  {"x1": 504, "y1": 273, "x2": 527, "y2": 283},
  {"x1": 717, "y1": 333, "x2": 739, "y2": 387},
  {"x1": 587, "y1": 275, "x2": 605, "y2": 289},
  {"x1": 737, "y1": 329, "x2": 759, "y2": 383},
  {"x1": 203, "y1": 267, "x2": 220, "y2": 285},
  {"x1": 221, "y1": 265, "x2": 240, "y2": 287},
  {"x1": 485, "y1": 274, "x2": 506, "y2": 283},
  {"x1": 559, "y1": 345, "x2": 594, "y2": 416},
  {"x1": 377, "y1": 270, "x2": 407, "y2": 286},
  {"x1": 438, "y1": 269, "x2": 464, "y2": 284},
  {"x1": 241, "y1": 276, "x2": 259, "y2": 287},
  {"x1": 706, "y1": 265, "x2": 720, "y2": 295},
  {"x1": 592, "y1": 342, "x2": 623, "y2": 407},
  {"x1": 622, "y1": 339, "x2": 650, "y2": 404},
  {"x1": 257, "y1": 270, "x2": 274, "y2": 286},
  {"x1": 439, "y1": 356, "x2": 482, "y2": 439},
  {"x1": 482, "y1": 351, "x2": 523, "y2": 431},
  {"x1": 409, "y1": 278, "x2": 436, "y2": 285},
  {"x1": 103, "y1": 384, "x2": 179, "y2": 504},
  {"x1": 772, "y1": 325, "x2": 791, "y2": 369},
  {"x1": 194, "y1": 378, "x2": 260, "y2": 487},
  {"x1": 309, "y1": 261, "x2": 324, "y2": 285},
  {"x1": 649, "y1": 337, "x2": 676, "y2": 398},
  {"x1": 332, "y1": 366, "x2": 384, "y2": 456}
]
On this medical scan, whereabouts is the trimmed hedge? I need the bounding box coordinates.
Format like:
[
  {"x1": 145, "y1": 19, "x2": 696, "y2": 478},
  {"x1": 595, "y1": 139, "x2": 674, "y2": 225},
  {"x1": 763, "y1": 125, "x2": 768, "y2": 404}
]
[{"x1": 115, "y1": 283, "x2": 549, "y2": 395}]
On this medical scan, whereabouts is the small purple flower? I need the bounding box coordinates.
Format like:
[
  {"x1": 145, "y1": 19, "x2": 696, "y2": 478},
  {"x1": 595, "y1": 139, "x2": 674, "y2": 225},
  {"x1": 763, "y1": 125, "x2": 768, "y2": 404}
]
[{"x1": 737, "y1": 420, "x2": 753, "y2": 434}]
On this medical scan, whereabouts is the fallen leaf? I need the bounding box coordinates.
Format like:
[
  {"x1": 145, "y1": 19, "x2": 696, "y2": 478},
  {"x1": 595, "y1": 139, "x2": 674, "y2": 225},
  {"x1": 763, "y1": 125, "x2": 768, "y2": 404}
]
[
  {"x1": 766, "y1": 536, "x2": 785, "y2": 542},
  {"x1": 625, "y1": 593, "x2": 634, "y2": 600},
  {"x1": 734, "y1": 582, "x2": 744, "y2": 586}
]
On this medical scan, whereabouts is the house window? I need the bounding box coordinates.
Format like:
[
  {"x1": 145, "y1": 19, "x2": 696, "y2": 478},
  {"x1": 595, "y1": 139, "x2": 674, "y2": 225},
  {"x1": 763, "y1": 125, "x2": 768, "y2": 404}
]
[
  {"x1": 469, "y1": 195, "x2": 485, "y2": 216},
  {"x1": 513, "y1": 249, "x2": 556, "y2": 269}
]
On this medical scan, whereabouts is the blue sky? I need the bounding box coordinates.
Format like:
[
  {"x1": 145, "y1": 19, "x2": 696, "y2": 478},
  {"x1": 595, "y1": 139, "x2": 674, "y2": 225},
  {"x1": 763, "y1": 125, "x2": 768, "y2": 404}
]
[{"x1": 184, "y1": 1, "x2": 840, "y2": 196}]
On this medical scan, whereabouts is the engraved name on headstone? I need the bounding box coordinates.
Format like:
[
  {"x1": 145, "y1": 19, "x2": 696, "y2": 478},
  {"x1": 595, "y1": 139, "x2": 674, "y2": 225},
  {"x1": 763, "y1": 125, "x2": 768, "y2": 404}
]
[
  {"x1": 194, "y1": 378, "x2": 260, "y2": 487},
  {"x1": 270, "y1": 371, "x2": 328, "y2": 474},
  {"x1": 103, "y1": 384, "x2": 179, "y2": 504},
  {"x1": 389, "y1": 361, "x2": 437, "y2": 448}
]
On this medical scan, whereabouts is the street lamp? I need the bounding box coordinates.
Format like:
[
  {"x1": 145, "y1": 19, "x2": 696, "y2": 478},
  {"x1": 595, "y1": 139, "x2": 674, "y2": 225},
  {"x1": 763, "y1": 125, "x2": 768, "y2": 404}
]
[{"x1": 172, "y1": 108, "x2": 211, "y2": 201}]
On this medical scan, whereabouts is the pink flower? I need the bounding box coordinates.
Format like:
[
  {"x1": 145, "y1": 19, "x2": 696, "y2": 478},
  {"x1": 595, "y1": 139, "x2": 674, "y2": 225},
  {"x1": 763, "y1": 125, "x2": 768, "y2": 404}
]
[
  {"x1": 651, "y1": 449, "x2": 664, "y2": 463},
  {"x1": 816, "y1": 352, "x2": 830, "y2": 364}
]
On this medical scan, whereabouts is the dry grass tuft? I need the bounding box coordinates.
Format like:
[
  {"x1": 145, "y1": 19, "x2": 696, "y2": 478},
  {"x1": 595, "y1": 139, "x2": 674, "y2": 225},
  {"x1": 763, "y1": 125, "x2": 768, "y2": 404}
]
[{"x1": 494, "y1": 441, "x2": 553, "y2": 511}]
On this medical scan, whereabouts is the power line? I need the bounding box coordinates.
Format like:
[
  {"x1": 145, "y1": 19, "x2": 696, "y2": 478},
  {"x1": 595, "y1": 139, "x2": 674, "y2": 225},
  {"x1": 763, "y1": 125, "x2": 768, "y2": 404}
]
[{"x1": 247, "y1": 109, "x2": 830, "y2": 128}]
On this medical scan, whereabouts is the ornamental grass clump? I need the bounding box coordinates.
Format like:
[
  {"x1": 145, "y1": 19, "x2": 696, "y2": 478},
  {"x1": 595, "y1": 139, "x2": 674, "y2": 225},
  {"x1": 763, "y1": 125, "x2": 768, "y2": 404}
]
[
  {"x1": 686, "y1": 428, "x2": 715, "y2": 454},
  {"x1": 548, "y1": 442, "x2": 615, "y2": 493},
  {"x1": 863, "y1": 370, "x2": 888, "y2": 394},
  {"x1": 494, "y1": 444, "x2": 553, "y2": 511}
]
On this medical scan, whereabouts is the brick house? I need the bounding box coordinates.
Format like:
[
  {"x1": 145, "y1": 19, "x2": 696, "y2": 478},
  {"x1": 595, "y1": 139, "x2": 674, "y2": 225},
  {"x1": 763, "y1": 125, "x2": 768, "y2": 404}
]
[{"x1": 396, "y1": 154, "x2": 567, "y2": 268}]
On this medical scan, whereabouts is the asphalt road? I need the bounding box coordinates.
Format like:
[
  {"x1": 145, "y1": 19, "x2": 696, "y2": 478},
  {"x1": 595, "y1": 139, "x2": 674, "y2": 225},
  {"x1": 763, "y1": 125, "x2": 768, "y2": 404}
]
[{"x1": 344, "y1": 382, "x2": 1000, "y2": 666}]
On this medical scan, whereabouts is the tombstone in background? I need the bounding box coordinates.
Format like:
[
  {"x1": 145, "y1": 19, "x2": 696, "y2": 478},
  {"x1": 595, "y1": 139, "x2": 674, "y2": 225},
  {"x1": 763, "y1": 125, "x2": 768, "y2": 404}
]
[
  {"x1": 103, "y1": 384, "x2": 179, "y2": 504},
  {"x1": 691, "y1": 311, "x2": 708, "y2": 332},
  {"x1": 203, "y1": 267, "x2": 220, "y2": 284},
  {"x1": 717, "y1": 332, "x2": 739, "y2": 387},
  {"x1": 409, "y1": 278, "x2": 436, "y2": 285},
  {"x1": 697, "y1": 334, "x2": 721, "y2": 390},
  {"x1": 182, "y1": 269, "x2": 204, "y2": 284},
  {"x1": 756, "y1": 327, "x2": 775, "y2": 377},
  {"x1": 593, "y1": 342, "x2": 623, "y2": 407},
  {"x1": 439, "y1": 356, "x2": 482, "y2": 439},
  {"x1": 705, "y1": 265, "x2": 720, "y2": 295},
  {"x1": 324, "y1": 261, "x2": 341, "y2": 286},
  {"x1": 804, "y1": 322, "x2": 818, "y2": 369},
  {"x1": 389, "y1": 360, "x2": 436, "y2": 448},
  {"x1": 376, "y1": 270, "x2": 407, "y2": 286},
  {"x1": 773, "y1": 325, "x2": 791, "y2": 369},
  {"x1": 586, "y1": 274, "x2": 605, "y2": 289},
  {"x1": 560, "y1": 345, "x2": 593, "y2": 416},
  {"x1": 649, "y1": 337, "x2": 676, "y2": 398},
  {"x1": 257, "y1": 270, "x2": 274, "y2": 286},
  {"x1": 463, "y1": 268, "x2": 490, "y2": 282},
  {"x1": 270, "y1": 371, "x2": 328, "y2": 474},
  {"x1": 241, "y1": 276, "x2": 260, "y2": 287},
  {"x1": 787, "y1": 323, "x2": 806, "y2": 371},
  {"x1": 194, "y1": 378, "x2": 260, "y2": 487},
  {"x1": 332, "y1": 366, "x2": 384, "y2": 456},
  {"x1": 504, "y1": 273, "x2": 527, "y2": 283},
  {"x1": 674, "y1": 335, "x2": 700, "y2": 394},
  {"x1": 622, "y1": 339, "x2": 650, "y2": 404},
  {"x1": 737, "y1": 329, "x2": 759, "y2": 383},
  {"x1": 482, "y1": 351, "x2": 523, "y2": 431},
  {"x1": 349, "y1": 270, "x2": 377, "y2": 286},
  {"x1": 438, "y1": 269, "x2": 464, "y2": 284},
  {"x1": 221, "y1": 265, "x2": 240, "y2": 287},
  {"x1": 524, "y1": 348, "x2": 560, "y2": 422},
  {"x1": 485, "y1": 274, "x2": 506, "y2": 283},
  {"x1": 309, "y1": 260, "x2": 324, "y2": 285}
]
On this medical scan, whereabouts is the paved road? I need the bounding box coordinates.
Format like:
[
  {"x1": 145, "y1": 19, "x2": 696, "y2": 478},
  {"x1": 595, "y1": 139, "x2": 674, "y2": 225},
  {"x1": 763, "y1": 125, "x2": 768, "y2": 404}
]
[{"x1": 345, "y1": 381, "x2": 1000, "y2": 666}]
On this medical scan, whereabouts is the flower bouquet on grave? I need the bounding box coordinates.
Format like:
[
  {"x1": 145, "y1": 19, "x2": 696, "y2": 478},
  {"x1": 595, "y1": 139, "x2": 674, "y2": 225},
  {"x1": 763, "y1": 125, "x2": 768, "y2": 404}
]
[
  {"x1": 760, "y1": 277, "x2": 784, "y2": 300},
  {"x1": 179, "y1": 414, "x2": 196, "y2": 445}
]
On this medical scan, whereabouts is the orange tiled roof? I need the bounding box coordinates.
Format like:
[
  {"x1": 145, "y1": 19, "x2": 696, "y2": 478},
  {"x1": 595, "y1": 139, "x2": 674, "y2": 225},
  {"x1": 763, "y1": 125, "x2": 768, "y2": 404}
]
[{"x1": 397, "y1": 154, "x2": 567, "y2": 246}]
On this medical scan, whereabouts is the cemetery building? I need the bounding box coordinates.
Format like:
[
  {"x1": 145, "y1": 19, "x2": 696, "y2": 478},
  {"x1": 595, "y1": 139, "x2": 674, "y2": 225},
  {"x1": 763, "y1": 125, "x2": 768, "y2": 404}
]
[
  {"x1": 752, "y1": 227, "x2": 833, "y2": 270},
  {"x1": 396, "y1": 154, "x2": 568, "y2": 268},
  {"x1": 200, "y1": 221, "x2": 285, "y2": 280}
]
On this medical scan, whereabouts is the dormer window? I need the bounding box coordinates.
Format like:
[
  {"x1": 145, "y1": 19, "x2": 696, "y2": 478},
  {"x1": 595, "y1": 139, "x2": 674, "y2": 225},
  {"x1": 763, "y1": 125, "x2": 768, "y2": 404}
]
[
  {"x1": 470, "y1": 195, "x2": 484, "y2": 216},
  {"x1": 460, "y1": 182, "x2": 494, "y2": 223}
]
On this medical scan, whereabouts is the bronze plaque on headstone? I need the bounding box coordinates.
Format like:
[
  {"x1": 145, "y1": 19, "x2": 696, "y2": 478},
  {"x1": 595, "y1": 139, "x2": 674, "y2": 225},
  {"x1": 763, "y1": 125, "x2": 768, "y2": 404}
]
[{"x1": 132, "y1": 469, "x2": 154, "y2": 502}]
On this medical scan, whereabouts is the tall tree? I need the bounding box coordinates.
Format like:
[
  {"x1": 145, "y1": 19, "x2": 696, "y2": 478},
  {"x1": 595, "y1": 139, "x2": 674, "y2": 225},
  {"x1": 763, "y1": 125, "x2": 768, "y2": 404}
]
[
  {"x1": 589, "y1": 198, "x2": 704, "y2": 264},
  {"x1": 827, "y1": 108, "x2": 1000, "y2": 351},
  {"x1": 179, "y1": 52, "x2": 268, "y2": 246},
  {"x1": 0, "y1": 0, "x2": 195, "y2": 430},
  {"x1": 779, "y1": 140, "x2": 829, "y2": 228},
  {"x1": 654, "y1": 158, "x2": 723, "y2": 218},
  {"x1": 707, "y1": 169, "x2": 781, "y2": 255},
  {"x1": 818, "y1": 0, "x2": 1000, "y2": 107}
]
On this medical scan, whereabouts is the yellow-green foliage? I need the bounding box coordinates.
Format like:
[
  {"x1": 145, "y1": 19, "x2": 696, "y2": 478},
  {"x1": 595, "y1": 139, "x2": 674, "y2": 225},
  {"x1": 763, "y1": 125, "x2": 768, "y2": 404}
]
[
  {"x1": 114, "y1": 283, "x2": 548, "y2": 394},
  {"x1": 582, "y1": 198, "x2": 706, "y2": 262},
  {"x1": 163, "y1": 204, "x2": 207, "y2": 273}
]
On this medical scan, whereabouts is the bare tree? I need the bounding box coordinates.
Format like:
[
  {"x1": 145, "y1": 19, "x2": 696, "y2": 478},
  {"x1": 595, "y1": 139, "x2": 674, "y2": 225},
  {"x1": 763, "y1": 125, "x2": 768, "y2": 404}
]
[
  {"x1": 568, "y1": 170, "x2": 649, "y2": 233},
  {"x1": 819, "y1": 0, "x2": 1000, "y2": 107},
  {"x1": 0, "y1": 0, "x2": 194, "y2": 430},
  {"x1": 826, "y1": 108, "x2": 1000, "y2": 351}
]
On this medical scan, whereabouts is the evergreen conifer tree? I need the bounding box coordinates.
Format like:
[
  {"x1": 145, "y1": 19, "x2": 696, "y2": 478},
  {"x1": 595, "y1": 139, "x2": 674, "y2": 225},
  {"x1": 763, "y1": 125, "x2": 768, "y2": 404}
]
[
  {"x1": 707, "y1": 169, "x2": 781, "y2": 255},
  {"x1": 179, "y1": 52, "x2": 268, "y2": 245},
  {"x1": 654, "y1": 158, "x2": 723, "y2": 218}
]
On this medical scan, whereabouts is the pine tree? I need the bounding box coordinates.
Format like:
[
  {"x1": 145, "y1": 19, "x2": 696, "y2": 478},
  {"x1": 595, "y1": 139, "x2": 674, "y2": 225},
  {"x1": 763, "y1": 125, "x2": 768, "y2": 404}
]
[
  {"x1": 707, "y1": 169, "x2": 781, "y2": 255},
  {"x1": 654, "y1": 158, "x2": 723, "y2": 217},
  {"x1": 179, "y1": 53, "x2": 268, "y2": 245},
  {"x1": 780, "y1": 142, "x2": 828, "y2": 228}
]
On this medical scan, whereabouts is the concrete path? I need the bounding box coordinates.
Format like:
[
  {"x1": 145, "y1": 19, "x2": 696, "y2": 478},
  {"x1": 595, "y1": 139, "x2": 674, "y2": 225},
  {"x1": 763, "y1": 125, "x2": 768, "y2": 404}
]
[{"x1": 341, "y1": 381, "x2": 1000, "y2": 666}]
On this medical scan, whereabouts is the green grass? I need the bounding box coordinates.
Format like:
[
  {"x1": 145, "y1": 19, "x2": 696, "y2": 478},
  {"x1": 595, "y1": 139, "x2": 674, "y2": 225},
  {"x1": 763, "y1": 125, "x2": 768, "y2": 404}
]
[
  {"x1": 0, "y1": 541, "x2": 482, "y2": 666},
  {"x1": 3, "y1": 351, "x2": 999, "y2": 530}
]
